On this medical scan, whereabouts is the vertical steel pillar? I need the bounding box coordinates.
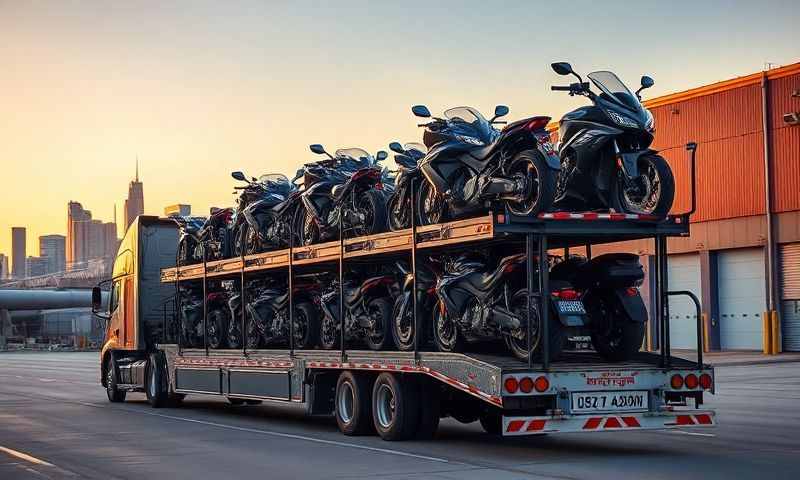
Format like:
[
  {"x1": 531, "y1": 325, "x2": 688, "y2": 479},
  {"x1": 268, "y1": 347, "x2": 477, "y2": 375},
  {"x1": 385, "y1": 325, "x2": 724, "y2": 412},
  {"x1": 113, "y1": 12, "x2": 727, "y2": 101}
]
[
  {"x1": 288, "y1": 225, "x2": 295, "y2": 357},
  {"x1": 241, "y1": 238, "x2": 247, "y2": 357},
  {"x1": 339, "y1": 218, "x2": 346, "y2": 362},
  {"x1": 538, "y1": 235, "x2": 550, "y2": 370},
  {"x1": 411, "y1": 180, "x2": 420, "y2": 363},
  {"x1": 526, "y1": 234, "x2": 535, "y2": 369},
  {"x1": 176, "y1": 251, "x2": 182, "y2": 356},
  {"x1": 202, "y1": 244, "x2": 208, "y2": 356}
]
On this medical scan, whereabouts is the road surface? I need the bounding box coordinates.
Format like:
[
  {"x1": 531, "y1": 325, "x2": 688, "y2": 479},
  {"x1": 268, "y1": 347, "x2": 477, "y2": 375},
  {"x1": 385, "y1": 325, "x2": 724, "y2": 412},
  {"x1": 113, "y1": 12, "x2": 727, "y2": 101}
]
[{"x1": 1, "y1": 351, "x2": 798, "y2": 479}]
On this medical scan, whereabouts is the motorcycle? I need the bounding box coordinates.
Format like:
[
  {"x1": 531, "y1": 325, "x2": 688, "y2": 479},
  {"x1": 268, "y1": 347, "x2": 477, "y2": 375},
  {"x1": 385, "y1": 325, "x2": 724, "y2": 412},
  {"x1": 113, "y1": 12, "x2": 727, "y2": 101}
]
[
  {"x1": 391, "y1": 259, "x2": 440, "y2": 351},
  {"x1": 409, "y1": 104, "x2": 559, "y2": 225},
  {"x1": 179, "y1": 283, "x2": 230, "y2": 349},
  {"x1": 550, "y1": 253, "x2": 647, "y2": 361},
  {"x1": 316, "y1": 272, "x2": 397, "y2": 351},
  {"x1": 386, "y1": 142, "x2": 428, "y2": 231},
  {"x1": 173, "y1": 206, "x2": 232, "y2": 264},
  {"x1": 549, "y1": 62, "x2": 675, "y2": 216},
  {"x1": 433, "y1": 252, "x2": 581, "y2": 361},
  {"x1": 172, "y1": 215, "x2": 207, "y2": 265},
  {"x1": 296, "y1": 145, "x2": 389, "y2": 245},
  {"x1": 241, "y1": 274, "x2": 320, "y2": 349}
]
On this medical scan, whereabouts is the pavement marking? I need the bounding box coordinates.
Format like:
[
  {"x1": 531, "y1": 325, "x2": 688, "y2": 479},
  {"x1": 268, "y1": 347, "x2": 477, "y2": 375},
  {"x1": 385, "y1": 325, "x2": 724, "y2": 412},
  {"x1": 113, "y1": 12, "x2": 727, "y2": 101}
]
[
  {"x1": 123, "y1": 407, "x2": 453, "y2": 464},
  {"x1": 663, "y1": 430, "x2": 716, "y2": 437},
  {"x1": 0, "y1": 445, "x2": 55, "y2": 467}
]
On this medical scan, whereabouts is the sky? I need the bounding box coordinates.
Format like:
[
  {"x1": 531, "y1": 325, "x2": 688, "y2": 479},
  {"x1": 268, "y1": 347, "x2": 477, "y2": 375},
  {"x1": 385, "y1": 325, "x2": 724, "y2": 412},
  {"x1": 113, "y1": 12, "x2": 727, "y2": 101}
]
[{"x1": 1, "y1": 0, "x2": 798, "y2": 261}]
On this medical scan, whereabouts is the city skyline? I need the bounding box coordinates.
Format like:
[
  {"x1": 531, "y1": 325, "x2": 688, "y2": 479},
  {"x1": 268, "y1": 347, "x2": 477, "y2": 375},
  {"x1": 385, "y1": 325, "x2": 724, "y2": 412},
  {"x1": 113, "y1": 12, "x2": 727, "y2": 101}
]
[{"x1": 1, "y1": 1, "x2": 798, "y2": 256}]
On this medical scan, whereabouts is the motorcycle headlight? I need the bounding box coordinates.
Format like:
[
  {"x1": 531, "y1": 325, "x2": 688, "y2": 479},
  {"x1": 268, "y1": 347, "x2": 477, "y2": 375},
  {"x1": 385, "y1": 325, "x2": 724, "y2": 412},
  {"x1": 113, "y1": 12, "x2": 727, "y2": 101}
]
[
  {"x1": 455, "y1": 134, "x2": 484, "y2": 146},
  {"x1": 606, "y1": 110, "x2": 639, "y2": 129},
  {"x1": 644, "y1": 109, "x2": 655, "y2": 133}
]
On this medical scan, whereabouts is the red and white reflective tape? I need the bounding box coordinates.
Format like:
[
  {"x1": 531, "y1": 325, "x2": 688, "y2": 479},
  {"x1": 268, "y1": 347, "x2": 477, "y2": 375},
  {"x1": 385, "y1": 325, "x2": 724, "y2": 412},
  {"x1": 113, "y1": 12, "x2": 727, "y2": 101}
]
[
  {"x1": 306, "y1": 361, "x2": 503, "y2": 407},
  {"x1": 503, "y1": 410, "x2": 715, "y2": 436},
  {"x1": 176, "y1": 357, "x2": 294, "y2": 369},
  {"x1": 538, "y1": 212, "x2": 659, "y2": 221}
]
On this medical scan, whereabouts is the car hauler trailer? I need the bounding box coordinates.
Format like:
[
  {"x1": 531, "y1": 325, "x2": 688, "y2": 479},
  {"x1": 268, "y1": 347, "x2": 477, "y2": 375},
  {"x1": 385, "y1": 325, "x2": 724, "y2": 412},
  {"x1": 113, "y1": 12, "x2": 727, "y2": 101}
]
[{"x1": 97, "y1": 145, "x2": 715, "y2": 439}]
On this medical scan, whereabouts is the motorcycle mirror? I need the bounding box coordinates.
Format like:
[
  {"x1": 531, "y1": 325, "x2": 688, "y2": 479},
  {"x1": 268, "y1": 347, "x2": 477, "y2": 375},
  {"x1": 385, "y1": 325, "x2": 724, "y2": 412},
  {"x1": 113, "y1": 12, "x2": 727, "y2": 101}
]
[
  {"x1": 551, "y1": 62, "x2": 574, "y2": 76},
  {"x1": 376, "y1": 150, "x2": 388, "y2": 161},
  {"x1": 493, "y1": 105, "x2": 509, "y2": 118},
  {"x1": 640, "y1": 75, "x2": 654, "y2": 89},
  {"x1": 389, "y1": 142, "x2": 404, "y2": 154},
  {"x1": 231, "y1": 171, "x2": 247, "y2": 181},
  {"x1": 309, "y1": 144, "x2": 327, "y2": 155},
  {"x1": 411, "y1": 105, "x2": 431, "y2": 118}
]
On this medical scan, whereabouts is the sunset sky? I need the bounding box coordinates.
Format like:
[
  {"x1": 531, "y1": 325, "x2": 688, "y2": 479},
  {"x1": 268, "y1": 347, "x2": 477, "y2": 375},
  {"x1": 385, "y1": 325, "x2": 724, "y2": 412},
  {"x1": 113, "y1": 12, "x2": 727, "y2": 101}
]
[{"x1": 1, "y1": 1, "x2": 798, "y2": 261}]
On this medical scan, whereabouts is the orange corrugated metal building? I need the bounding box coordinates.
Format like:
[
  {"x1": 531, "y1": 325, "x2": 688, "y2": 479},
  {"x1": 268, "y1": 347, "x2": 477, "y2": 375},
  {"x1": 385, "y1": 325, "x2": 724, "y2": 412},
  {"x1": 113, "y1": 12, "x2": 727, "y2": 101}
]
[{"x1": 551, "y1": 62, "x2": 800, "y2": 352}]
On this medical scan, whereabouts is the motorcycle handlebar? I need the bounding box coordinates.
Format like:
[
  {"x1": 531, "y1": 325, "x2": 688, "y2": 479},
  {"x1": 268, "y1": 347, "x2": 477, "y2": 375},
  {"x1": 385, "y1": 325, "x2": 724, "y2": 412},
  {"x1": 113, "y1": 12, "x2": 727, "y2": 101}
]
[{"x1": 551, "y1": 85, "x2": 572, "y2": 91}]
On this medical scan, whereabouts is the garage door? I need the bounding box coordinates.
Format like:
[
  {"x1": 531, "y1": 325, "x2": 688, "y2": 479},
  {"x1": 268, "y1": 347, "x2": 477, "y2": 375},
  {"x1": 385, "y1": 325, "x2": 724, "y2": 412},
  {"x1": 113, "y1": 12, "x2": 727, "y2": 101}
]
[
  {"x1": 718, "y1": 248, "x2": 765, "y2": 350},
  {"x1": 667, "y1": 253, "x2": 702, "y2": 349},
  {"x1": 780, "y1": 243, "x2": 800, "y2": 352}
]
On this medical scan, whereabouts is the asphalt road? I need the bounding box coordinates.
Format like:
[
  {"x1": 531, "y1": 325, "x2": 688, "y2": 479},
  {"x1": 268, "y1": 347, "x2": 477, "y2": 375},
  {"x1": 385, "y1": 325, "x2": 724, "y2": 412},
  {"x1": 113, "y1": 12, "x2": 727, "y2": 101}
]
[{"x1": 1, "y1": 352, "x2": 798, "y2": 480}]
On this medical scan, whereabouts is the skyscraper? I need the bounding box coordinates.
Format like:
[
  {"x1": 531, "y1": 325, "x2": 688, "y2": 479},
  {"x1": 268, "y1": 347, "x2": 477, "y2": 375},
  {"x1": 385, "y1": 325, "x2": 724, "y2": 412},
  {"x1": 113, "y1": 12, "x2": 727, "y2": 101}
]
[
  {"x1": 67, "y1": 201, "x2": 118, "y2": 270},
  {"x1": 25, "y1": 256, "x2": 49, "y2": 277},
  {"x1": 11, "y1": 227, "x2": 26, "y2": 279},
  {"x1": 124, "y1": 158, "x2": 144, "y2": 232},
  {"x1": 0, "y1": 254, "x2": 9, "y2": 280},
  {"x1": 39, "y1": 234, "x2": 66, "y2": 274}
]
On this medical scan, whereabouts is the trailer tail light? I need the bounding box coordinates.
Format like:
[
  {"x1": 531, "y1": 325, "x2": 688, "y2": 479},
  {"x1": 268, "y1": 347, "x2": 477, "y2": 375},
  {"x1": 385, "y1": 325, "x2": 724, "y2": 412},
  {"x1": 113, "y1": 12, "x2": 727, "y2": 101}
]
[
  {"x1": 684, "y1": 374, "x2": 699, "y2": 390},
  {"x1": 699, "y1": 373, "x2": 713, "y2": 390},
  {"x1": 504, "y1": 377, "x2": 519, "y2": 394},
  {"x1": 519, "y1": 377, "x2": 534, "y2": 393},
  {"x1": 552, "y1": 288, "x2": 580, "y2": 300},
  {"x1": 534, "y1": 376, "x2": 550, "y2": 393},
  {"x1": 670, "y1": 374, "x2": 684, "y2": 390}
]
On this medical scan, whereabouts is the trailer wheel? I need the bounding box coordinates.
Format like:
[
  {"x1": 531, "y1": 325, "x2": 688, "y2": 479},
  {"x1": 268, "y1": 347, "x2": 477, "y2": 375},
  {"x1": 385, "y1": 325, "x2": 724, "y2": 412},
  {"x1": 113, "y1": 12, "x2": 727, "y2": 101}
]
[
  {"x1": 145, "y1": 353, "x2": 169, "y2": 408},
  {"x1": 479, "y1": 410, "x2": 502, "y2": 435},
  {"x1": 372, "y1": 373, "x2": 420, "y2": 441},
  {"x1": 105, "y1": 356, "x2": 126, "y2": 403},
  {"x1": 335, "y1": 371, "x2": 374, "y2": 435},
  {"x1": 414, "y1": 376, "x2": 440, "y2": 439}
]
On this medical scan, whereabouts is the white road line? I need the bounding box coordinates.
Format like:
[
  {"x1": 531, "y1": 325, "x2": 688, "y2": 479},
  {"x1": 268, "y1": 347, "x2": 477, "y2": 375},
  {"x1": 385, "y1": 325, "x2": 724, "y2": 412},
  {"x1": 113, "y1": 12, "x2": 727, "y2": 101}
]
[
  {"x1": 0, "y1": 445, "x2": 55, "y2": 467},
  {"x1": 123, "y1": 407, "x2": 452, "y2": 464},
  {"x1": 663, "y1": 430, "x2": 716, "y2": 437}
]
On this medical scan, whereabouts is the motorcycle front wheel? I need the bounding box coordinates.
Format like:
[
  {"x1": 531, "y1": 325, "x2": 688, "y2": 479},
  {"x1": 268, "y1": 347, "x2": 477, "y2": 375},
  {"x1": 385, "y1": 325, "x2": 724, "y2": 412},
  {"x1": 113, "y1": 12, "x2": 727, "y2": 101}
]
[
  {"x1": 296, "y1": 207, "x2": 321, "y2": 246},
  {"x1": 365, "y1": 297, "x2": 393, "y2": 351},
  {"x1": 505, "y1": 150, "x2": 556, "y2": 217},
  {"x1": 227, "y1": 313, "x2": 243, "y2": 349},
  {"x1": 207, "y1": 307, "x2": 229, "y2": 349},
  {"x1": 292, "y1": 301, "x2": 320, "y2": 350},
  {"x1": 611, "y1": 153, "x2": 675, "y2": 217},
  {"x1": 387, "y1": 193, "x2": 409, "y2": 231},
  {"x1": 416, "y1": 180, "x2": 446, "y2": 226},
  {"x1": 505, "y1": 289, "x2": 565, "y2": 362},
  {"x1": 432, "y1": 301, "x2": 465, "y2": 353},
  {"x1": 319, "y1": 311, "x2": 341, "y2": 350}
]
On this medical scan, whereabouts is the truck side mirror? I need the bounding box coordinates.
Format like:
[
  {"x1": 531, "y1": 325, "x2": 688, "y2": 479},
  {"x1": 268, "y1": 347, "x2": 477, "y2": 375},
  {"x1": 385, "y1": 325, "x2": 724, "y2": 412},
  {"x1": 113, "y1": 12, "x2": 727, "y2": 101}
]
[{"x1": 92, "y1": 286, "x2": 102, "y2": 313}]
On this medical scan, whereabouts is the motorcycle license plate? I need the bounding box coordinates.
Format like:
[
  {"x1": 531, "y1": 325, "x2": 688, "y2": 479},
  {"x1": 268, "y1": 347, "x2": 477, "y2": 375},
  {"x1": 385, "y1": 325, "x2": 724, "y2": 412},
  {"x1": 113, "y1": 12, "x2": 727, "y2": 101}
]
[
  {"x1": 557, "y1": 300, "x2": 586, "y2": 314},
  {"x1": 571, "y1": 391, "x2": 649, "y2": 413}
]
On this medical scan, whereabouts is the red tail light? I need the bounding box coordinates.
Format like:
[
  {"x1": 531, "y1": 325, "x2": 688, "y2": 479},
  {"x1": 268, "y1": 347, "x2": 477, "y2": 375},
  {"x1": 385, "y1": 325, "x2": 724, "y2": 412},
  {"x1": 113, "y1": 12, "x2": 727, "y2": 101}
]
[
  {"x1": 552, "y1": 288, "x2": 580, "y2": 300},
  {"x1": 504, "y1": 377, "x2": 519, "y2": 394},
  {"x1": 626, "y1": 287, "x2": 638, "y2": 297},
  {"x1": 684, "y1": 374, "x2": 699, "y2": 389},
  {"x1": 670, "y1": 374, "x2": 684, "y2": 390},
  {"x1": 534, "y1": 376, "x2": 550, "y2": 393},
  {"x1": 525, "y1": 116, "x2": 551, "y2": 132},
  {"x1": 519, "y1": 377, "x2": 534, "y2": 393},
  {"x1": 699, "y1": 373, "x2": 713, "y2": 390}
]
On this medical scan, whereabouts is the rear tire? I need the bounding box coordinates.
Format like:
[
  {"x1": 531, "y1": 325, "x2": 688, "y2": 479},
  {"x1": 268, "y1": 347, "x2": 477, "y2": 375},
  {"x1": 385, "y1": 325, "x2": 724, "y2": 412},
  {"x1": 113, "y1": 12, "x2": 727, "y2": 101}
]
[
  {"x1": 505, "y1": 150, "x2": 556, "y2": 216},
  {"x1": 351, "y1": 190, "x2": 388, "y2": 238},
  {"x1": 297, "y1": 207, "x2": 321, "y2": 246},
  {"x1": 207, "y1": 307, "x2": 229, "y2": 350},
  {"x1": 372, "y1": 373, "x2": 420, "y2": 441},
  {"x1": 505, "y1": 289, "x2": 565, "y2": 362},
  {"x1": 105, "y1": 356, "x2": 126, "y2": 403},
  {"x1": 335, "y1": 371, "x2": 374, "y2": 436},
  {"x1": 479, "y1": 410, "x2": 502, "y2": 435},
  {"x1": 293, "y1": 301, "x2": 320, "y2": 350},
  {"x1": 145, "y1": 353, "x2": 169, "y2": 408}
]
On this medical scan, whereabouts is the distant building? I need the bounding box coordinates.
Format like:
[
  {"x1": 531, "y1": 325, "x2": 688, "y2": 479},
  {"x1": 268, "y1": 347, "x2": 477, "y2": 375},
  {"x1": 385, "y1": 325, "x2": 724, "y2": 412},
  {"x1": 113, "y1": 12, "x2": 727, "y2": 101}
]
[
  {"x1": 11, "y1": 227, "x2": 26, "y2": 279},
  {"x1": 124, "y1": 159, "x2": 144, "y2": 231},
  {"x1": 164, "y1": 204, "x2": 191, "y2": 217},
  {"x1": 67, "y1": 201, "x2": 118, "y2": 271},
  {"x1": 0, "y1": 253, "x2": 8, "y2": 279},
  {"x1": 25, "y1": 256, "x2": 49, "y2": 277},
  {"x1": 39, "y1": 234, "x2": 66, "y2": 274}
]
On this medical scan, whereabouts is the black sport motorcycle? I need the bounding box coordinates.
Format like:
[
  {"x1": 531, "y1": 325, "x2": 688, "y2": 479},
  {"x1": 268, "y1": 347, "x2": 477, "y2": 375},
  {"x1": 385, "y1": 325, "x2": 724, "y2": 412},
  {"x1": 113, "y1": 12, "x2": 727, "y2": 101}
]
[
  {"x1": 179, "y1": 283, "x2": 230, "y2": 349},
  {"x1": 391, "y1": 259, "x2": 440, "y2": 351},
  {"x1": 316, "y1": 272, "x2": 397, "y2": 351},
  {"x1": 433, "y1": 252, "x2": 583, "y2": 361},
  {"x1": 173, "y1": 206, "x2": 232, "y2": 264},
  {"x1": 410, "y1": 104, "x2": 560, "y2": 224},
  {"x1": 172, "y1": 216, "x2": 207, "y2": 265},
  {"x1": 550, "y1": 253, "x2": 647, "y2": 361},
  {"x1": 550, "y1": 62, "x2": 675, "y2": 216},
  {"x1": 386, "y1": 142, "x2": 428, "y2": 231},
  {"x1": 296, "y1": 145, "x2": 389, "y2": 246}
]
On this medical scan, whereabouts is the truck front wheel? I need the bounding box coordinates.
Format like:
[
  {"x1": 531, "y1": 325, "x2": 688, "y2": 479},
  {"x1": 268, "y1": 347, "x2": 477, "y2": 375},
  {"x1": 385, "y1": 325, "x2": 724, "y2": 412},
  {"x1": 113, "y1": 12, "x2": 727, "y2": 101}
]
[
  {"x1": 146, "y1": 353, "x2": 169, "y2": 408},
  {"x1": 105, "y1": 356, "x2": 126, "y2": 403}
]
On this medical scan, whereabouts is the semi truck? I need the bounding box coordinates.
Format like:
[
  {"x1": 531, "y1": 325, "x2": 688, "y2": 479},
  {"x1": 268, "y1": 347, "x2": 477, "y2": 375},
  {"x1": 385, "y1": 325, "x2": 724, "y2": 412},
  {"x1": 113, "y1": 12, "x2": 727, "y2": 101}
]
[{"x1": 94, "y1": 181, "x2": 716, "y2": 440}]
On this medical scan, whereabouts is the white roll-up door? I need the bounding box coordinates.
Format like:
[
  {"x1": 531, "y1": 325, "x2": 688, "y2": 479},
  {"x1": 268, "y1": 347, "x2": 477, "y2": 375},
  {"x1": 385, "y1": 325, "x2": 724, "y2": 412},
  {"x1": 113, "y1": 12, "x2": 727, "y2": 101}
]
[
  {"x1": 718, "y1": 248, "x2": 766, "y2": 350},
  {"x1": 780, "y1": 243, "x2": 800, "y2": 352},
  {"x1": 667, "y1": 253, "x2": 702, "y2": 349}
]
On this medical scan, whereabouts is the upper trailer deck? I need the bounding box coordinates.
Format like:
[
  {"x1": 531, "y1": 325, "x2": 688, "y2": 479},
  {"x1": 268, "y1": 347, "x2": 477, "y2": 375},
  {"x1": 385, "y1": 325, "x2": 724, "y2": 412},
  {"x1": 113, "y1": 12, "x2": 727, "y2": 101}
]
[{"x1": 160, "y1": 211, "x2": 689, "y2": 283}]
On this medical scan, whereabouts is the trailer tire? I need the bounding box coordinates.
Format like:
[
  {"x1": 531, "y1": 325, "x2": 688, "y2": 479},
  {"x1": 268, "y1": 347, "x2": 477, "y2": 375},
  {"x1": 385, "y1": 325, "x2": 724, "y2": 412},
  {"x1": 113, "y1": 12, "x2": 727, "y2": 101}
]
[
  {"x1": 145, "y1": 353, "x2": 169, "y2": 408},
  {"x1": 414, "y1": 376, "x2": 440, "y2": 439},
  {"x1": 335, "y1": 371, "x2": 374, "y2": 436},
  {"x1": 105, "y1": 356, "x2": 126, "y2": 403},
  {"x1": 479, "y1": 411, "x2": 502, "y2": 435},
  {"x1": 372, "y1": 373, "x2": 420, "y2": 441}
]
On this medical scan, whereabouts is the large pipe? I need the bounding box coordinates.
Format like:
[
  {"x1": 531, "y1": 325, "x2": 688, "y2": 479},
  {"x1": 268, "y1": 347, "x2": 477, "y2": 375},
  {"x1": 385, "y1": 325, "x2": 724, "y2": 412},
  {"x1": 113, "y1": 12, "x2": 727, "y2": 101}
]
[{"x1": 0, "y1": 289, "x2": 108, "y2": 311}]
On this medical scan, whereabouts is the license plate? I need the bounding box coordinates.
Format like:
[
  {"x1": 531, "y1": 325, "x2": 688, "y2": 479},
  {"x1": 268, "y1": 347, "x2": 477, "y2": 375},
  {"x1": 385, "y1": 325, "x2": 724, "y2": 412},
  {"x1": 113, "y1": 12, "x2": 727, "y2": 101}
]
[
  {"x1": 557, "y1": 300, "x2": 586, "y2": 314},
  {"x1": 571, "y1": 391, "x2": 649, "y2": 413}
]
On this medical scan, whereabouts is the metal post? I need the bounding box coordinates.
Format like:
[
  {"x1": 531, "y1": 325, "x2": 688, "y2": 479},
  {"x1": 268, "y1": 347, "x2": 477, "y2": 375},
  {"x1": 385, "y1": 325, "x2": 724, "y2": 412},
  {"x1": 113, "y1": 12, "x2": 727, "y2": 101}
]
[
  {"x1": 654, "y1": 237, "x2": 664, "y2": 366},
  {"x1": 411, "y1": 179, "x2": 420, "y2": 363},
  {"x1": 339, "y1": 217, "x2": 346, "y2": 362},
  {"x1": 288, "y1": 223, "x2": 294, "y2": 356},
  {"x1": 526, "y1": 234, "x2": 535, "y2": 369},
  {"x1": 761, "y1": 73, "x2": 778, "y2": 317},
  {"x1": 202, "y1": 244, "x2": 208, "y2": 356},
  {"x1": 241, "y1": 233, "x2": 247, "y2": 357},
  {"x1": 657, "y1": 236, "x2": 672, "y2": 368},
  {"x1": 176, "y1": 250, "x2": 182, "y2": 356},
  {"x1": 585, "y1": 244, "x2": 592, "y2": 260},
  {"x1": 538, "y1": 235, "x2": 550, "y2": 370}
]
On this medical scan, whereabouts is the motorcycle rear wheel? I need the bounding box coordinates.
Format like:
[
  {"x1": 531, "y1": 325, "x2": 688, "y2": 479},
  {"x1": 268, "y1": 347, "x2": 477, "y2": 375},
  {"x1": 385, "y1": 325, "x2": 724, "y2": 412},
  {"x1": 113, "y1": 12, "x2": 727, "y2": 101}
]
[
  {"x1": 505, "y1": 150, "x2": 556, "y2": 217},
  {"x1": 350, "y1": 190, "x2": 388, "y2": 238},
  {"x1": 293, "y1": 301, "x2": 320, "y2": 350},
  {"x1": 610, "y1": 153, "x2": 675, "y2": 217},
  {"x1": 505, "y1": 289, "x2": 565, "y2": 362},
  {"x1": 207, "y1": 307, "x2": 229, "y2": 349},
  {"x1": 587, "y1": 294, "x2": 646, "y2": 361},
  {"x1": 296, "y1": 207, "x2": 321, "y2": 246}
]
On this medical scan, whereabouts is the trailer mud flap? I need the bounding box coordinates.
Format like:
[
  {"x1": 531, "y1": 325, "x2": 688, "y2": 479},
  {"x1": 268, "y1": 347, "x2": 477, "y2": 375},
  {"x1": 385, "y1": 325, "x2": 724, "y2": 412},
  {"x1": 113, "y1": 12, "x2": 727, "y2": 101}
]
[{"x1": 175, "y1": 368, "x2": 222, "y2": 394}]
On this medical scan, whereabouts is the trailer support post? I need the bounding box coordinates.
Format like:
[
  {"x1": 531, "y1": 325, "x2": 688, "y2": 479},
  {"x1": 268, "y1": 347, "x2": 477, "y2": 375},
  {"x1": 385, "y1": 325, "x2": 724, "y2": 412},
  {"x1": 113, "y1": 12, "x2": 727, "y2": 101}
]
[
  {"x1": 288, "y1": 223, "x2": 294, "y2": 357},
  {"x1": 411, "y1": 179, "x2": 420, "y2": 363},
  {"x1": 538, "y1": 234, "x2": 550, "y2": 370},
  {"x1": 241, "y1": 236, "x2": 247, "y2": 357},
  {"x1": 339, "y1": 217, "x2": 346, "y2": 362},
  {"x1": 202, "y1": 243, "x2": 208, "y2": 356},
  {"x1": 526, "y1": 234, "x2": 535, "y2": 369}
]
